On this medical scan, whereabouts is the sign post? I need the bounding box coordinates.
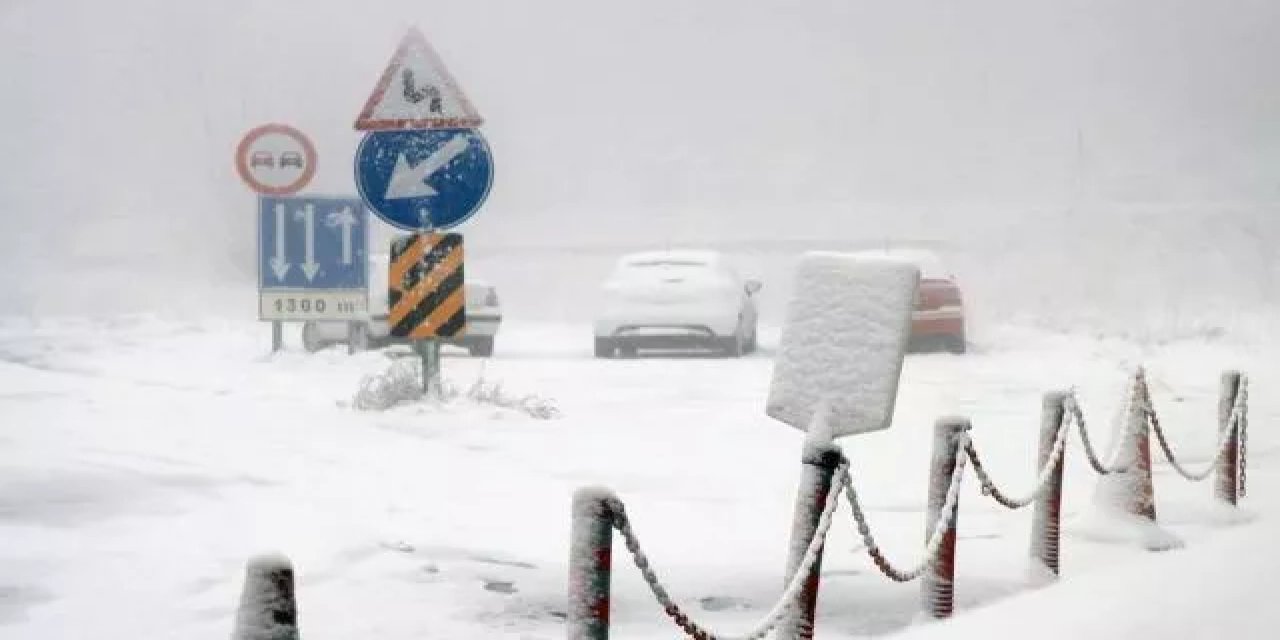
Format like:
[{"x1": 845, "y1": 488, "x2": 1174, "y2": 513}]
[
  {"x1": 354, "y1": 27, "x2": 493, "y2": 395},
  {"x1": 235, "y1": 123, "x2": 321, "y2": 352},
  {"x1": 767, "y1": 252, "x2": 920, "y2": 637}
]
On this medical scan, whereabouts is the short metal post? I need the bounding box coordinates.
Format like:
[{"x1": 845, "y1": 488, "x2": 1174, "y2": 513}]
[
  {"x1": 923, "y1": 417, "x2": 967, "y2": 619},
  {"x1": 1091, "y1": 371, "x2": 1160, "y2": 526},
  {"x1": 232, "y1": 553, "x2": 299, "y2": 640},
  {"x1": 1214, "y1": 370, "x2": 1243, "y2": 506},
  {"x1": 777, "y1": 429, "x2": 843, "y2": 640},
  {"x1": 347, "y1": 321, "x2": 360, "y2": 355},
  {"x1": 414, "y1": 339, "x2": 443, "y2": 399},
  {"x1": 1130, "y1": 373, "x2": 1158, "y2": 521},
  {"x1": 568, "y1": 488, "x2": 615, "y2": 640},
  {"x1": 1030, "y1": 392, "x2": 1068, "y2": 578},
  {"x1": 271, "y1": 321, "x2": 283, "y2": 353},
  {"x1": 427, "y1": 339, "x2": 442, "y2": 398}
]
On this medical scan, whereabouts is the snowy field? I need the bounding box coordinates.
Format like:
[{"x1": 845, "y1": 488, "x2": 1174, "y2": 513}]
[
  {"x1": 2, "y1": 317, "x2": 1276, "y2": 639},
  {"x1": 4, "y1": 0, "x2": 1279, "y2": 638}
]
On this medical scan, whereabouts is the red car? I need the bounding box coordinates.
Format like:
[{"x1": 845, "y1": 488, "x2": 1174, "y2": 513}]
[
  {"x1": 914, "y1": 273, "x2": 966, "y2": 353},
  {"x1": 854, "y1": 249, "x2": 966, "y2": 354}
]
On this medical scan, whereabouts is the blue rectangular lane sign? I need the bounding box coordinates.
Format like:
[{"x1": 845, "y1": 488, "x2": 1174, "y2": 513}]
[{"x1": 258, "y1": 195, "x2": 369, "y2": 321}]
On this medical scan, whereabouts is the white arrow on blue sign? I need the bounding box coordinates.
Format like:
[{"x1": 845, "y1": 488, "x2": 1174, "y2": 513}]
[
  {"x1": 354, "y1": 129, "x2": 493, "y2": 231},
  {"x1": 258, "y1": 196, "x2": 369, "y2": 321}
]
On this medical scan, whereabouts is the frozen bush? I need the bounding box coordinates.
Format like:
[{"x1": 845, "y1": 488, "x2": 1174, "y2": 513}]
[
  {"x1": 465, "y1": 376, "x2": 560, "y2": 420},
  {"x1": 352, "y1": 360, "x2": 559, "y2": 419},
  {"x1": 353, "y1": 359, "x2": 428, "y2": 411}
]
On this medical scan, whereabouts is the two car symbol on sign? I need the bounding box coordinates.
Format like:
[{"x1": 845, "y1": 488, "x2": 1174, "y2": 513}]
[{"x1": 250, "y1": 151, "x2": 305, "y2": 170}]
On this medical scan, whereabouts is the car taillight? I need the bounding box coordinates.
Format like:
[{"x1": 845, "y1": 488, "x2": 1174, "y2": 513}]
[
  {"x1": 918, "y1": 280, "x2": 962, "y2": 309},
  {"x1": 484, "y1": 290, "x2": 499, "y2": 306}
]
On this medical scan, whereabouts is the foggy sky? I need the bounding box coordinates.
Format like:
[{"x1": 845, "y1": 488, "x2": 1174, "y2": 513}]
[{"x1": 1, "y1": 0, "x2": 1277, "y2": 319}]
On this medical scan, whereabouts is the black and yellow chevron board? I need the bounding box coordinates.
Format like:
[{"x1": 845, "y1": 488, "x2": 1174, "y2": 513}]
[{"x1": 388, "y1": 232, "x2": 466, "y2": 339}]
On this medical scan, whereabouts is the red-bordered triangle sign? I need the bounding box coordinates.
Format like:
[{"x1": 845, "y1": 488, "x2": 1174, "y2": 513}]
[{"x1": 354, "y1": 28, "x2": 484, "y2": 131}]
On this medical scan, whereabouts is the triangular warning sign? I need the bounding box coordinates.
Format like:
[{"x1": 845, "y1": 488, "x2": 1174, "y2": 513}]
[{"x1": 354, "y1": 28, "x2": 484, "y2": 131}]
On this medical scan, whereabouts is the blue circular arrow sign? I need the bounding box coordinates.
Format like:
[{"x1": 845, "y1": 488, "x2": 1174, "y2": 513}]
[{"x1": 354, "y1": 129, "x2": 494, "y2": 231}]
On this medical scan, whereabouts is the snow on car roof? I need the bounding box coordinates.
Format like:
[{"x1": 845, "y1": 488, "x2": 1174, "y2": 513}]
[
  {"x1": 847, "y1": 248, "x2": 948, "y2": 278},
  {"x1": 617, "y1": 249, "x2": 721, "y2": 267}
]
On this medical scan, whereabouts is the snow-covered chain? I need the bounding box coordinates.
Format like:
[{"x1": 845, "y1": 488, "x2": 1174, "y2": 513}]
[
  {"x1": 965, "y1": 408, "x2": 1070, "y2": 509},
  {"x1": 841, "y1": 434, "x2": 969, "y2": 583},
  {"x1": 1238, "y1": 378, "x2": 1250, "y2": 497},
  {"x1": 1063, "y1": 394, "x2": 1131, "y2": 475},
  {"x1": 1144, "y1": 374, "x2": 1249, "y2": 483},
  {"x1": 598, "y1": 373, "x2": 1249, "y2": 638},
  {"x1": 609, "y1": 459, "x2": 851, "y2": 640}
]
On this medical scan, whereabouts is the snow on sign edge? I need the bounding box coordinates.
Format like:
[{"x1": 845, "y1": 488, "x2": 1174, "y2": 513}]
[
  {"x1": 766, "y1": 252, "x2": 920, "y2": 437},
  {"x1": 353, "y1": 28, "x2": 484, "y2": 131}
]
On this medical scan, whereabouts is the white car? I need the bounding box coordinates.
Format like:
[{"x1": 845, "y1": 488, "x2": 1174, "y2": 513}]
[
  {"x1": 593, "y1": 250, "x2": 761, "y2": 358},
  {"x1": 301, "y1": 253, "x2": 502, "y2": 356}
]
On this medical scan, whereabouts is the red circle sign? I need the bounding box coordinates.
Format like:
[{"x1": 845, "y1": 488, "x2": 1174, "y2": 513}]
[{"x1": 235, "y1": 123, "x2": 318, "y2": 195}]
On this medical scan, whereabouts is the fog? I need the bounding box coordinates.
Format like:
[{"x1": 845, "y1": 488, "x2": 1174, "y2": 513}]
[{"x1": 2, "y1": 0, "x2": 1277, "y2": 339}]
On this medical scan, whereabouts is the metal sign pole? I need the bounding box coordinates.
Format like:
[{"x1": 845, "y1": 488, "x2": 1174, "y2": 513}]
[
  {"x1": 271, "y1": 321, "x2": 283, "y2": 352},
  {"x1": 417, "y1": 212, "x2": 443, "y2": 400},
  {"x1": 415, "y1": 337, "x2": 442, "y2": 399},
  {"x1": 347, "y1": 321, "x2": 361, "y2": 355},
  {"x1": 428, "y1": 339, "x2": 441, "y2": 398}
]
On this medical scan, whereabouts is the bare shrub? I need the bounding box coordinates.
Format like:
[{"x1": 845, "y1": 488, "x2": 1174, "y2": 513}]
[
  {"x1": 353, "y1": 360, "x2": 559, "y2": 419},
  {"x1": 353, "y1": 360, "x2": 427, "y2": 411}
]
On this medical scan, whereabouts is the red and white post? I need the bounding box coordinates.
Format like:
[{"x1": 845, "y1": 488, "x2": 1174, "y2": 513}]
[
  {"x1": 568, "y1": 487, "x2": 616, "y2": 640},
  {"x1": 778, "y1": 430, "x2": 843, "y2": 640},
  {"x1": 923, "y1": 417, "x2": 968, "y2": 619},
  {"x1": 1030, "y1": 392, "x2": 1068, "y2": 579},
  {"x1": 1130, "y1": 372, "x2": 1159, "y2": 522},
  {"x1": 1093, "y1": 371, "x2": 1159, "y2": 524},
  {"x1": 1214, "y1": 370, "x2": 1243, "y2": 506}
]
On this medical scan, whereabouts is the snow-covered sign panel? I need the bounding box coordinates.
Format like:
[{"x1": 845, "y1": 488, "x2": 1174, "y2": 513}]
[
  {"x1": 766, "y1": 253, "x2": 919, "y2": 437},
  {"x1": 354, "y1": 28, "x2": 484, "y2": 131}
]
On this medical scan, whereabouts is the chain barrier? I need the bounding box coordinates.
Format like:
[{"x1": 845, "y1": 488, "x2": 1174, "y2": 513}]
[
  {"x1": 608, "y1": 439, "x2": 969, "y2": 637},
  {"x1": 1062, "y1": 394, "x2": 1132, "y2": 475},
  {"x1": 841, "y1": 434, "x2": 969, "y2": 583},
  {"x1": 965, "y1": 410, "x2": 1070, "y2": 509},
  {"x1": 598, "y1": 373, "x2": 1250, "y2": 638},
  {"x1": 1143, "y1": 376, "x2": 1248, "y2": 483},
  {"x1": 608, "y1": 459, "x2": 850, "y2": 640},
  {"x1": 1238, "y1": 377, "x2": 1250, "y2": 497}
]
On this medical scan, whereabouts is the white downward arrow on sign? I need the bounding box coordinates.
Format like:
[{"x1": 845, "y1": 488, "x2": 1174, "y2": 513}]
[
  {"x1": 384, "y1": 135, "x2": 471, "y2": 200},
  {"x1": 270, "y1": 203, "x2": 291, "y2": 281},
  {"x1": 297, "y1": 204, "x2": 320, "y2": 281}
]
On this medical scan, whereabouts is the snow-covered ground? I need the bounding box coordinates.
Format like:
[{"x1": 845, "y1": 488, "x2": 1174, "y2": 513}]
[{"x1": 1, "y1": 317, "x2": 1275, "y2": 639}]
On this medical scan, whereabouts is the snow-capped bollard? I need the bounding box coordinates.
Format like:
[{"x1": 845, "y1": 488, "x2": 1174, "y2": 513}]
[
  {"x1": 923, "y1": 417, "x2": 967, "y2": 619},
  {"x1": 232, "y1": 553, "x2": 299, "y2": 640},
  {"x1": 1214, "y1": 370, "x2": 1243, "y2": 506},
  {"x1": 1030, "y1": 392, "x2": 1068, "y2": 579},
  {"x1": 1093, "y1": 371, "x2": 1159, "y2": 524},
  {"x1": 568, "y1": 487, "x2": 616, "y2": 640},
  {"x1": 1129, "y1": 372, "x2": 1159, "y2": 522},
  {"x1": 777, "y1": 420, "x2": 843, "y2": 640},
  {"x1": 1087, "y1": 370, "x2": 1185, "y2": 551}
]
